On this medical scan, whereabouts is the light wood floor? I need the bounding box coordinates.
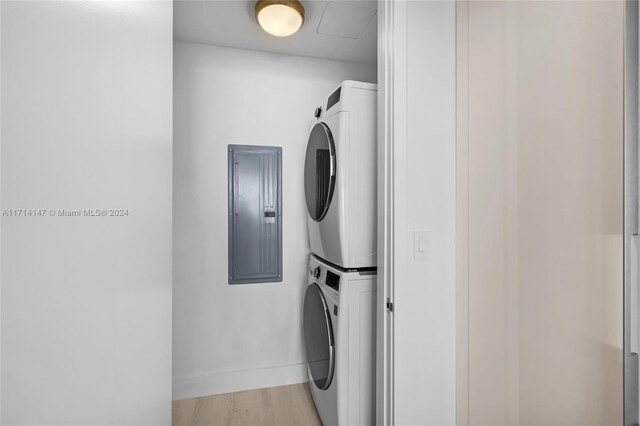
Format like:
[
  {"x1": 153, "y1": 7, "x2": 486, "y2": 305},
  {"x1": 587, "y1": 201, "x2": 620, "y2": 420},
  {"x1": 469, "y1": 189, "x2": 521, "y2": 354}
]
[{"x1": 172, "y1": 383, "x2": 323, "y2": 426}]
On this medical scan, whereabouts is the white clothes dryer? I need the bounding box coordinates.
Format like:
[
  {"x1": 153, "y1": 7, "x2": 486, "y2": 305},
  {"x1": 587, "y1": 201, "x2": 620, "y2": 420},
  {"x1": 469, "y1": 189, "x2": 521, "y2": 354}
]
[{"x1": 304, "y1": 81, "x2": 377, "y2": 269}]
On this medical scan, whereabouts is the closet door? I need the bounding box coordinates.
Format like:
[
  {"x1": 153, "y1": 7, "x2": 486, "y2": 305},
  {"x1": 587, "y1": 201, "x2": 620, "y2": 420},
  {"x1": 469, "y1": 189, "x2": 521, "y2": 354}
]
[{"x1": 457, "y1": 2, "x2": 624, "y2": 424}]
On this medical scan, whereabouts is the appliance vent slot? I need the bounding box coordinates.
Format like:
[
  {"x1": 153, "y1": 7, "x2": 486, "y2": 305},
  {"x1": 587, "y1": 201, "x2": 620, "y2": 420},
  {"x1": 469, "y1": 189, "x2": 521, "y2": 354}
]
[{"x1": 325, "y1": 271, "x2": 340, "y2": 292}]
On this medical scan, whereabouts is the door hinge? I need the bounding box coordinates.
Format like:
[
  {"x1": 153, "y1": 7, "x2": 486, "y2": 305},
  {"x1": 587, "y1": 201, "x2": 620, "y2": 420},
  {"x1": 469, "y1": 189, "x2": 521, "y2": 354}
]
[{"x1": 386, "y1": 297, "x2": 394, "y2": 313}]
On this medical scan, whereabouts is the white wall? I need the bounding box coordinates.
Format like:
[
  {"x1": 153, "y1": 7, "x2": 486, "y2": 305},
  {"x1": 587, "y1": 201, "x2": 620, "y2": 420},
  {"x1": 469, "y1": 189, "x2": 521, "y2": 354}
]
[
  {"x1": 1, "y1": 2, "x2": 173, "y2": 425},
  {"x1": 381, "y1": 1, "x2": 457, "y2": 425},
  {"x1": 173, "y1": 42, "x2": 376, "y2": 399}
]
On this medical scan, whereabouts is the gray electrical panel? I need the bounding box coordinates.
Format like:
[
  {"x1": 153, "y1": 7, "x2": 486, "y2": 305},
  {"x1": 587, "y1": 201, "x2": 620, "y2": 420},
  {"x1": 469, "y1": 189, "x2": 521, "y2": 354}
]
[{"x1": 228, "y1": 145, "x2": 282, "y2": 284}]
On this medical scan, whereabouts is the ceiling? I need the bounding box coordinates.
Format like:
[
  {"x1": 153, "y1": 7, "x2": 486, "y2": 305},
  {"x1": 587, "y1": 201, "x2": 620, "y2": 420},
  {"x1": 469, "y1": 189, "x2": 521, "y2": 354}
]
[{"x1": 174, "y1": 0, "x2": 378, "y2": 65}]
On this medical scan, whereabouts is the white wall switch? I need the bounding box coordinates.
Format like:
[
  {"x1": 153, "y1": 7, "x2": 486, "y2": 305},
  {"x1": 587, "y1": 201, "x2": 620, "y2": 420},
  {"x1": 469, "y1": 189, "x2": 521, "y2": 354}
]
[{"x1": 414, "y1": 230, "x2": 429, "y2": 262}]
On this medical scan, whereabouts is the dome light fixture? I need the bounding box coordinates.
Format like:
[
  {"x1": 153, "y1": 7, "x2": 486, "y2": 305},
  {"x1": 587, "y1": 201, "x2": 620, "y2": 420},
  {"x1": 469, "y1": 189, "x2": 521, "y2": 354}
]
[{"x1": 255, "y1": 0, "x2": 305, "y2": 37}]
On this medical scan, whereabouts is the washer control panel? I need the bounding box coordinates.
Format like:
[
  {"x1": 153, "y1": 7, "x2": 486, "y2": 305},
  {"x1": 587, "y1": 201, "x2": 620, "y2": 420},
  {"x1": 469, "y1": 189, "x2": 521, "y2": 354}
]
[{"x1": 309, "y1": 261, "x2": 340, "y2": 293}]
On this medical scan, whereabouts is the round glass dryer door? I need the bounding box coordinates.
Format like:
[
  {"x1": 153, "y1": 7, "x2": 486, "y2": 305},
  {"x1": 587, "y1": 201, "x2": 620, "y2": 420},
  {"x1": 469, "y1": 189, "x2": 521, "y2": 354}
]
[
  {"x1": 304, "y1": 123, "x2": 336, "y2": 222},
  {"x1": 303, "y1": 283, "x2": 335, "y2": 390}
]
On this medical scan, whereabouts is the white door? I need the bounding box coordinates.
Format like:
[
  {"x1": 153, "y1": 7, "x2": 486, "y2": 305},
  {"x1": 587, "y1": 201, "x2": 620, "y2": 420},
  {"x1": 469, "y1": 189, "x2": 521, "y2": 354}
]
[
  {"x1": 1, "y1": 2, "x2": 173, "y2": 424},
  {"x1": 457, "y1": 1, "x2": 624, "y2": 424}
]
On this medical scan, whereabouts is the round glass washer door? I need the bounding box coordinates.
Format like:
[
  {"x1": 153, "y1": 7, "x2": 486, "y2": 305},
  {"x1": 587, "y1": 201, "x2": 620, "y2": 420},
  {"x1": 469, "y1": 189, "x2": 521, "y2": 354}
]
[
  {"x1": 303, "y1": 283, "x2": 335, "y2": 390},
  {"x1": 304, "y1": 123, "x2": 336, "y2": 222}
]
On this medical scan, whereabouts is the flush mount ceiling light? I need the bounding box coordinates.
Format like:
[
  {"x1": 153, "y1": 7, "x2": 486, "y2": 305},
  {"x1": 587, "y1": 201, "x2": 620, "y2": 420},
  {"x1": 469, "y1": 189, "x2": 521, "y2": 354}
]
[{"x1": 255, "y1": 0, "x2": 305, "y2": 37}]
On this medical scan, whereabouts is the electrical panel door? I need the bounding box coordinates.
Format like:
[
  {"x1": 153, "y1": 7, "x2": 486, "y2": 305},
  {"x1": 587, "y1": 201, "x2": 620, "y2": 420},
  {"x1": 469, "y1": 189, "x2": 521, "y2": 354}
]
[{"x1": 228, "y1": 145, "x2": 282, "y2": 284}]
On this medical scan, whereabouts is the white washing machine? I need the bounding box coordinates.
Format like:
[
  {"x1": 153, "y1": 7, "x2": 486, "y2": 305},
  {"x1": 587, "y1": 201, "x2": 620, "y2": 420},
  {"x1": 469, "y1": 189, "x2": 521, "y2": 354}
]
[
  {"x1": 304, "y1": 81, "x2": 377, "y2": 269},
  {"x1": 303, "y1": 255, "x2": 376, "y2": 426}
]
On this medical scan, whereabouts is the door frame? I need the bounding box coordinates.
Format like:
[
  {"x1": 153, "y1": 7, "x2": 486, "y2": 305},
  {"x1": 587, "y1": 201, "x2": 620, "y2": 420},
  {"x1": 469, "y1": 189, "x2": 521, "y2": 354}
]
[
  {"x1": 624, "y1": 1, "x2": 639, "y2": 425},
  {"x1": 376, "y1": 0, "x2": 397, "y2": 423},
  {"x1": 377, "y1": 1, "x2": 458, "y2": 425}
]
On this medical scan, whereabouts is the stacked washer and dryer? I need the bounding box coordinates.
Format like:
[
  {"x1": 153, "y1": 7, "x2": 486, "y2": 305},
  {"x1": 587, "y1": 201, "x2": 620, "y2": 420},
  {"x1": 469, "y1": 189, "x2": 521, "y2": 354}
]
[{"x1": 302, "y1": 81, "x2": 377, "y2": 425}]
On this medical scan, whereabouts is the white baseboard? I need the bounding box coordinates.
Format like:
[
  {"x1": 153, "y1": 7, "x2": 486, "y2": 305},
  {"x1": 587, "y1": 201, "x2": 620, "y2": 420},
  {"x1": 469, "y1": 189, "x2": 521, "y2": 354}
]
[{"x1": 172, "y1": 362, "x2": 308, "y2": 400}]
